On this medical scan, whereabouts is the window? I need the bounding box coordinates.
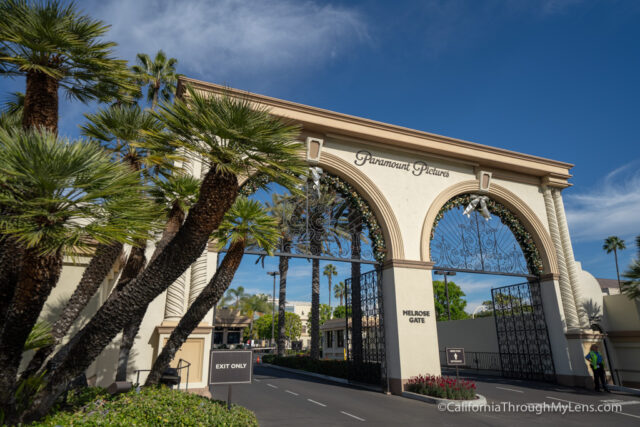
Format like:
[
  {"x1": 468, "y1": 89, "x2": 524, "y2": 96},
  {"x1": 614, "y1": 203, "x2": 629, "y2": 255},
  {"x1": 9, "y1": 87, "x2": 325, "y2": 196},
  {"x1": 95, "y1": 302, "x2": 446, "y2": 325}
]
[
  {"x1": 227, "y1": 332, "x2": 241, "y2": 344},
  {"x1": 326, "y1": 331, "x2": 333, "y2": 348},
  {"x1": 302, "y1": 325, "x2": 307, "y2": 334},
  {"x1": 213, "y1": 332, "x2": 223, "y2": 344},
  {"x1": 337, "y1": 330, "x2": 344, "y2": 348}
]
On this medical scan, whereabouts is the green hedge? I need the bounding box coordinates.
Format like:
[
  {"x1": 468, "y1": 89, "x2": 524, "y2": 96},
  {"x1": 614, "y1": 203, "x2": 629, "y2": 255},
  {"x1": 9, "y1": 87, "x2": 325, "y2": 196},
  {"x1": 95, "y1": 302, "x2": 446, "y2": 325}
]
[
  {"x1": 262, "y1": 355, "x2": 349, "y2": 379},
  {"x1": 31, "y1": 386, "x2": 258, "y2": 426}
]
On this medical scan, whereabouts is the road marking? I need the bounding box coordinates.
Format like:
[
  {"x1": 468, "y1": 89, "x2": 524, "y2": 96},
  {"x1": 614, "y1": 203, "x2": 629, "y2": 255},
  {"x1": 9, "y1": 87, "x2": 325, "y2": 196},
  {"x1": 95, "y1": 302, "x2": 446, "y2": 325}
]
[
  {"x1": 267, "y1": 383, "x2": 278, "y2": 389},
  {"x1": 496, "y1": 387, "x2": 524, "y2": 393},
  {"x1": 285, "y1": 390, "x2": 299, "y2": 396},
  {"x1": 307, "y1": 399, "x2": 327, "y2": 407},
  {"x1": 546, "y1": 397, "x2": 575, "y2": 404},
  {"x1": 600, "y1": 399, "x2": 640, "y2": 406},
  {"x1": 253, "y1": 379, "x2": 261, "y2": 382},
  {"x1": 547, "y1": 396, "x2": 640, "y2": 419},
  {"x1": 341, "y1": 411, "x2": 365, "y2": 421}
]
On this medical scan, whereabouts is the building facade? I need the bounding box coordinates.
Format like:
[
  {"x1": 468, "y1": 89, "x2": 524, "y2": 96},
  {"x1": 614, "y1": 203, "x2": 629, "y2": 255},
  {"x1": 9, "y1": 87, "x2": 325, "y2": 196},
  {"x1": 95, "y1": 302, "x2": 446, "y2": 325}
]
[{"x1": 41, "y1": 76, "x2": 628, "y2": 394}]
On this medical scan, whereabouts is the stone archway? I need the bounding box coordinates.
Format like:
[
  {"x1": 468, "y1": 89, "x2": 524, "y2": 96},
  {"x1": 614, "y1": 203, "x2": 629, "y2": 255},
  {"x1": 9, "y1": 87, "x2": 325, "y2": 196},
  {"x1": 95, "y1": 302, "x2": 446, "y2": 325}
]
[{"x1": 420, "y1": 180, "x2": 558, "y2": 277}]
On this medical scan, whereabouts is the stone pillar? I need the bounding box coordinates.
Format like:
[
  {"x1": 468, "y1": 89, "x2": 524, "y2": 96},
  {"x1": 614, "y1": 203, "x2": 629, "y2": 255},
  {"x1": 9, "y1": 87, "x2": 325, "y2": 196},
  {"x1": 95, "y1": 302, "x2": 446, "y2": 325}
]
[
  {"x1": 543, "y1": 187, "x2": 580, "y2": 329},
  {"x1": 382, "y1": 260, "x2": 440, "y2": 394},
  {"x1": 551, "y1": 189, "x2": 589, "y2": 327},
  {"x1": 189, "y1": 248, "x2": 208, "y2": 307},
  {"x1": 163, "y1": 268, "x2": 190, "y2": 321}
]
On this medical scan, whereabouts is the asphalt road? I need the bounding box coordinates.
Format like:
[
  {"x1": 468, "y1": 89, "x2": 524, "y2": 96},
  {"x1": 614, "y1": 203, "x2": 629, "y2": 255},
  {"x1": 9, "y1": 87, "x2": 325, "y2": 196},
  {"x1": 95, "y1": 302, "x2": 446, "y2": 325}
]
[{"x1": 210, "y1": 364, "x2": 640, "y2": 426}]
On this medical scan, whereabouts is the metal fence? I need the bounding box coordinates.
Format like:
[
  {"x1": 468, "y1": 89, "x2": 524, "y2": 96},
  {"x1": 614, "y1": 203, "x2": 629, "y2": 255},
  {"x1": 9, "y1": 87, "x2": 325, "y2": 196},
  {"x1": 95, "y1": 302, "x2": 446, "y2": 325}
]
[{"x1": 439, "y1": 351, "x2": 502, "y2": 372}]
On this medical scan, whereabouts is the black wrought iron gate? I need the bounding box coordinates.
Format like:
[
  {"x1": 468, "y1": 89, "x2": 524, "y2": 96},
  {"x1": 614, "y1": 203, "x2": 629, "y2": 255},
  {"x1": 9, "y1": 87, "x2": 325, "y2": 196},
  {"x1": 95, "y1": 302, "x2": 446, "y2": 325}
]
[
  {"x1": 345, "y1": 269, "x2": 387, "y2": 388},
  {"x1": 491, "y1": 280, "x2": 555, "y2": 381}
]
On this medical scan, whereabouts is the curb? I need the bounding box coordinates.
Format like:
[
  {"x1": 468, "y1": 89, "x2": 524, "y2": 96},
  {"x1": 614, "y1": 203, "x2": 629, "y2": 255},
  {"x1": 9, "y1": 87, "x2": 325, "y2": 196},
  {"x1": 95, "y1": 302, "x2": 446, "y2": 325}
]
[
  {"x1": 607, "y1": 384, "x2": 640, "y2": 396},
  {"x1": 402, "y1": 391, "x2": 487, "y2": 408},
  {"x1": 260, "y1": 363, "x2": 382, "y2": 392}
]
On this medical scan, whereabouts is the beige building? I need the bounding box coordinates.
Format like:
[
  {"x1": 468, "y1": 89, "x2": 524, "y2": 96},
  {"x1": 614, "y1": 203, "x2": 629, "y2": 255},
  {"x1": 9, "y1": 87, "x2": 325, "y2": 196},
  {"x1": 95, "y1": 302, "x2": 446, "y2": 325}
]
[{"x1": 37, "y1": 76, "x2": 637, "y2": 395}]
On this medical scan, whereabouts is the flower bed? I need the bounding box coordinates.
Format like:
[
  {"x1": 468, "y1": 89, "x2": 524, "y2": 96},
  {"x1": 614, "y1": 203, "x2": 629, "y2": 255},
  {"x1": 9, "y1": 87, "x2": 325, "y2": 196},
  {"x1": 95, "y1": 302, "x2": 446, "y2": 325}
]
[
  {"x1": 406, "y1": 375, "x2": 476, "y2": 400},
  {"x1": 31, "y1": 386, "x2": 258, "y2": 426}
]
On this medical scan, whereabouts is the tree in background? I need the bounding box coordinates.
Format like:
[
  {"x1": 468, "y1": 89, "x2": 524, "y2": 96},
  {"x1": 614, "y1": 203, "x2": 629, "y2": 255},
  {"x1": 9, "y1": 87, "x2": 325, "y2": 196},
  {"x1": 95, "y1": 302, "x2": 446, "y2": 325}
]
[
  {"x1": 229, "y1": 286, "x2": 246, "y2": 309},
  {"x1": 323, "y1": 264, "x2": 337, "y2": 312},
  {"x1": 432, "y1": 281, "x2": 469, "y2": 321},
  {"x1": 622, "y1": 236, "x2": 640, "y2": 300},
  {"x1": 255, "y1": 312, "x2": 301, "y2": 343},
  {"x1": 333, "y1": 305, "x2": 351, "y2": 319},
  {"x1": 334, "y1": 281, "x2": 346, "y2": 307},
  {"x1": 0, "y1": 0, "x2": 135, "y2": 132},
  {"x1": 131, "y1": 50, "x2": 180, "y2": 110},
  {"x1": 603, "y1": 236, "x2": 626, "y2": 291},
  {"x1": 307, "y1": 303, "x2": 332, "y2": 337}
]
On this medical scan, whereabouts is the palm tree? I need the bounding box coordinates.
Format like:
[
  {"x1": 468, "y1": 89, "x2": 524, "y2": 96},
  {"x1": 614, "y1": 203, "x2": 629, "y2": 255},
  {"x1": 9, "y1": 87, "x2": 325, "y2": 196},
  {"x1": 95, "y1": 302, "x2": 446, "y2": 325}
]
[
  {"x1": 266, "y1": 193, "x2": 302, "y2": 356},
  {"x1": 0, "y1": 128, "x2": 157, "y2": 422},
  {"x1": 112, "y1": 174, "x2": 201, "y2": 383},
  {"x1": 145, "y1": 197, "x2": 279, "y2": 385},
  {"x1": 334, "y1": 281, "x2": 346, "y2": 306},
  {"x1": 622, "y1": 236, "x2": 640, "y2": 300},
  {"x1": 603, "y1": 236, "x2": 626, "y2": 291},
  {"x1": 27, "y1": 87, "x2": 304, "y2": 420},
  {"x1": 0, "y1": 0, "x2": 135, "y2": 132},
  {"x1": 21, "y1": 104, "x2": 175, "y2": 379},
  {"x1": 131, "y1": 50, "x2": 180, "y2": 110},
  {"x1": 323, "y1": 264, "x2": 338, "y2": 312},
  {"x1": 229, "y1": 287, "x2": 247, "y2": 310}
]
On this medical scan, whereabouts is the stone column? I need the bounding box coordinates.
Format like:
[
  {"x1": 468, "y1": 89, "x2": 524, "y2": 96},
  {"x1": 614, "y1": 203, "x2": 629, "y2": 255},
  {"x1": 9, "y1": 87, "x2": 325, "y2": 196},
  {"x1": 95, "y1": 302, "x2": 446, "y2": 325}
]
[
  {"x1": 543, "y1": 187, "x2": 580, "y2": 329},
  {"x1": 382, "y1": 261, "x2": 440, "y2": 394},
  {"x1": 164, "y1": 268, "x2": 190, "y2": 321},
  {"x1": 188, "y1": 248, "x2": 208, "y2": 307},
  {"x1": 551, "y1": 189, "x2": 589, "y2": 327}
]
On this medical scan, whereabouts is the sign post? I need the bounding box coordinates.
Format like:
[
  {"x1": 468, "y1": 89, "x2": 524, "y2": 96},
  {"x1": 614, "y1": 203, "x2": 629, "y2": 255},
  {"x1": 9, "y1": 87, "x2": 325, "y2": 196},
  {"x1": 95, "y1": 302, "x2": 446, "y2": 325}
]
[
  {"x1": 209, "y1": 350, "x2": 253, "y2": 410},
  {"x1": 445, "y1": 347, "x2": 465, "y2": 380}
]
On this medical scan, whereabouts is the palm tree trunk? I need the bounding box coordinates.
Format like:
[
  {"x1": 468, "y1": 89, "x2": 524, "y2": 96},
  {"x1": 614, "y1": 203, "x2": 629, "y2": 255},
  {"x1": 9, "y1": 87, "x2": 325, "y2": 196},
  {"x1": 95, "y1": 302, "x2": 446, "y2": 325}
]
[
  {"x1": 23, "y1": 71, "x2": 59, "y2": 133},
  {"x1": 113, "y1": 206, "x2": 186, "y2": 382},
  {"x1": 25, "y1": 167, "x2": 238, "y2": 422},
  {"x1": 277, "y1": 239, "x2": 290, "y2": 357},
  {"x1": 328, "y1": 276, "x2": 332, "y2": 315},
  {"x1": 0, "y1": 237, "x2": 24, "y2": 328},
  {"x1": 310, "y1": 258, "x2": 320, "y2": 359},
  {"x1": 614, "y1": 248, "x2": 621, "y2": 291},
  {"x1": 20, "y1": 242, "x2": 124, "y2": 380},
  {"x1": 350, "y1": 211, "x2": 363, "y2": 366},
  {"x1": 0, "y1": 248, "x2": 62, "y2": 418},
  {"x1": 145, "y1": 240, "x2": 245, "y2": 385}
]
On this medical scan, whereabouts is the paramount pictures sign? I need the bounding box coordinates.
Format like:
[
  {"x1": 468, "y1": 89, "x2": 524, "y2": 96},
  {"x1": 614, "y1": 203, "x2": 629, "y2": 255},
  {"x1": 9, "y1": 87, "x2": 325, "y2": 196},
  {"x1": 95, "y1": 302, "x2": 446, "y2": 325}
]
[{"x1": 353, "y1": 150, "x2": 450, "y2": 178}]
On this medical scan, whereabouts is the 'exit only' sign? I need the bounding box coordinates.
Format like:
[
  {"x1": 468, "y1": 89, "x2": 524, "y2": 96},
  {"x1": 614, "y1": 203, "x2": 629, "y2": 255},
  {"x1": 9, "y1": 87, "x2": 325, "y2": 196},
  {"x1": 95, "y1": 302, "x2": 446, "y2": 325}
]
[{"x1": 209, "y1": 350, "x2": 253, "y2": 385}]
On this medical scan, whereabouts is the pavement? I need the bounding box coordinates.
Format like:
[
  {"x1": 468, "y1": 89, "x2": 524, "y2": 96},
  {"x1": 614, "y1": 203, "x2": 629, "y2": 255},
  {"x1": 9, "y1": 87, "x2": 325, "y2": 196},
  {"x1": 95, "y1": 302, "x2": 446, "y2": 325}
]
[{"x1": 210, "y1": 364, "x2": 640, "y2": 426}]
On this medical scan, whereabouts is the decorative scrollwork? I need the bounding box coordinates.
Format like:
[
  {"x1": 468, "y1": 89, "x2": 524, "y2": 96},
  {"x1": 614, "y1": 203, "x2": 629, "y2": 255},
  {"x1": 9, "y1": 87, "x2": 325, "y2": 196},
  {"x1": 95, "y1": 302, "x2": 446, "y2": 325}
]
[
  {"x1": 239, "y1": 170, "x2": 386, "y2": 264},
  {"x1": 431, "y1": 194, "x2": 543, "y2": 275}
]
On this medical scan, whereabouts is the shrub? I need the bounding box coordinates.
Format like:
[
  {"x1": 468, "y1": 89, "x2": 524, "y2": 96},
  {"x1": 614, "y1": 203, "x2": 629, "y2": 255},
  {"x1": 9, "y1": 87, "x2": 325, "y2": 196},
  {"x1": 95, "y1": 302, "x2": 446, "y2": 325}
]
[
  {"x1": 32, "y1": 386, "x2": 258, "y2": 426},
  {"x1": 263, "y1": 355, "x2": 349, "y2": 379},
  {"x1": 406, "y1": 375, "x2": 476, "y2": 400}
]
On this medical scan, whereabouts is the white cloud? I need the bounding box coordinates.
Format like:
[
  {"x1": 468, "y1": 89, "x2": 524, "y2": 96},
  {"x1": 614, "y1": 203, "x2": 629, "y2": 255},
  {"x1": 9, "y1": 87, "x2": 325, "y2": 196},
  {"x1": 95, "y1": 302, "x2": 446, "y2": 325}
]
[
  {"x1": 565, "y1": 160, "x2": 640, "y2": 242},
  {"x1": 86, "y1": 0, "x2": 368, "y2": 80}
]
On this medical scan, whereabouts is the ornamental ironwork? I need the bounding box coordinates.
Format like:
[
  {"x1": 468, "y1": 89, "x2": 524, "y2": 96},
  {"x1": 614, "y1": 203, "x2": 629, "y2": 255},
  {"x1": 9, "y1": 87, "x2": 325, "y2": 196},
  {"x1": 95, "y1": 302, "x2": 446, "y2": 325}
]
[
  {"x1": 345, "y1": 268, "x2": 386, "y2": 387},
  {"x1": 239, "y1": 169, "x2": 386, "y2": 264},
  {"x1": 491, "y1": 281, "x2": 555, "y2": 382},
  {"x1": 431, "y1": 194, "x2": 543, "y2": 276}
]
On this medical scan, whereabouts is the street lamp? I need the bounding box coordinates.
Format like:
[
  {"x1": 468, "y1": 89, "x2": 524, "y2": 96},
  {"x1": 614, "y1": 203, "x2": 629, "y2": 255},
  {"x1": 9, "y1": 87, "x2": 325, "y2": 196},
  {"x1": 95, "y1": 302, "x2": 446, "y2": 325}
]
[
  {"x1": 267, "y1": 271, "x2": 279, "y2": 347},
  {"x1": 434, "y1": 270, "x2": 456, "y2": 321}
]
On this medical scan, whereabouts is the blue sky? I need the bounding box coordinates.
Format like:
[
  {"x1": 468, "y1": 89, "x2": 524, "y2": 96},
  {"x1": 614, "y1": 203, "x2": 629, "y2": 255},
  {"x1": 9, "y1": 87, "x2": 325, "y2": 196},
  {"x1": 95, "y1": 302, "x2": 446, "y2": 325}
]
[{"x1": 2, "y1": 0, "x2": 639, "y2": 311}]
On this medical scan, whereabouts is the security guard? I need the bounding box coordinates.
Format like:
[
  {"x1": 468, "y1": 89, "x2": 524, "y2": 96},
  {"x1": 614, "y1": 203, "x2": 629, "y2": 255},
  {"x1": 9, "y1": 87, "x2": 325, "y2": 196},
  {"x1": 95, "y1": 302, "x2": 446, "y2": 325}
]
[{"x1": 585, "y1": 344, "x2": 608, "y2": 392}]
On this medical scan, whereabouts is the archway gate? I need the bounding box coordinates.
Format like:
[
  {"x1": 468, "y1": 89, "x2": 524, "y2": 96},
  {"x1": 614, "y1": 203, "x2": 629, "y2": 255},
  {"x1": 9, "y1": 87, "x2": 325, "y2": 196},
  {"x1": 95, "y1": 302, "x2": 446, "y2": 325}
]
[
  {"x1": 233, "y1": 168, "x2": 388, "y2": 387},
  {"x1": 430, "y1": 193, "x2": 556, "y2": 381}
]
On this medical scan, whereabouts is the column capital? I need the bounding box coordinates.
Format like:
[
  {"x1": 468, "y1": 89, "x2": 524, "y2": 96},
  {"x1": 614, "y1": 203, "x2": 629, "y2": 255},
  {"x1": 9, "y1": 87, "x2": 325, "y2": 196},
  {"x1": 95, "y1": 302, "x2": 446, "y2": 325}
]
[{"x1": 382, "y1": 259, "x2": 434, "y2": 270}]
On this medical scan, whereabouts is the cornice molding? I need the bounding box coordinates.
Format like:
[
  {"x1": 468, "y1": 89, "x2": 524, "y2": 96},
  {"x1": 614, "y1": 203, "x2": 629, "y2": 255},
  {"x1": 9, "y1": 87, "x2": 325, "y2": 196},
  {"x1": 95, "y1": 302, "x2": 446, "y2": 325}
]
[{"x1": 177, "y1": 77, "x2": 573, "y2": 184}]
